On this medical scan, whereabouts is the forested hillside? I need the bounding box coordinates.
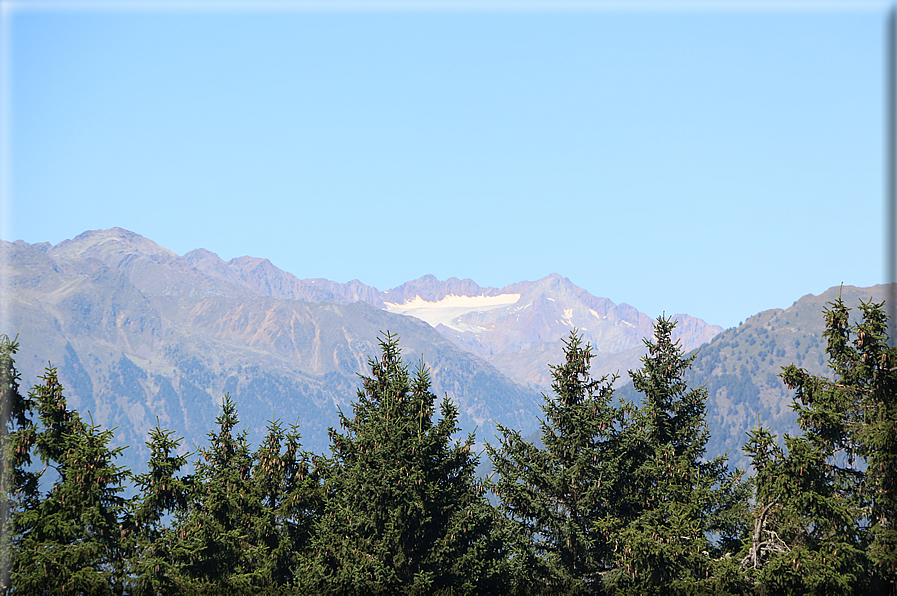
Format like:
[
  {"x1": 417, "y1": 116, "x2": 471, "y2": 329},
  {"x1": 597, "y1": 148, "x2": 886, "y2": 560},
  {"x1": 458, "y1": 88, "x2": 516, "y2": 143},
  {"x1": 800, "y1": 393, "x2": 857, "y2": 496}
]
[
  {"x1": 2, "y1": 295, "x2": 894, "y2": 594},
  {"x1": 615, "y1": 284, "x2": 893, "y2": 469}
]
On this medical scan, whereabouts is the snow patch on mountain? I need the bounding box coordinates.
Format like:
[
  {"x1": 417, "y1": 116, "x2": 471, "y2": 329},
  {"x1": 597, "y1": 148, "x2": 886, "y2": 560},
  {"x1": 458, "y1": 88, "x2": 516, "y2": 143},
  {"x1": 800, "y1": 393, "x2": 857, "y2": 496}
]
[{"x1": 384, "y1": 294, "x2": 521, "y2": 330}]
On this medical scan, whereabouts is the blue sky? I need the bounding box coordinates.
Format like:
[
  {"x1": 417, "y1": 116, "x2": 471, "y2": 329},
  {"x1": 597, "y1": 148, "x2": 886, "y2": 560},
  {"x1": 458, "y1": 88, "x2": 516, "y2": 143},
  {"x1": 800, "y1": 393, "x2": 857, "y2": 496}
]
[{"x1": 2, "y1": 1, "x2": 890, "y2": 329}]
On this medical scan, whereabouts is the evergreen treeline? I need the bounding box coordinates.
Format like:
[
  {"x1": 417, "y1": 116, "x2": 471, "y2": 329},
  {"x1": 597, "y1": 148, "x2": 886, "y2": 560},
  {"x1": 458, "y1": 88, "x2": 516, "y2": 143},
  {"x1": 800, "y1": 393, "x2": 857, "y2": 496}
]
[{"x1": 0, "y1": 296, "x2": 894, "y2": 595}]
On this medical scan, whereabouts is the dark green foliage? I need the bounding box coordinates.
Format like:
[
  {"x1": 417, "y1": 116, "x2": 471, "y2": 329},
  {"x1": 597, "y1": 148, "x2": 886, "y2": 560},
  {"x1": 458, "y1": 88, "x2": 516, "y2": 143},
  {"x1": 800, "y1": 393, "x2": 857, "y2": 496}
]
[
  {"x1": 250, "y1": 417, "x2": 321, "y2": 588},
  {"x1": 0, "y1": 335, "x2": 34, "y2": 594},
  {"x1": 487, "y1": 331, "x2": 624, "y2": 594},
  {"x1": 742, "y1": 295, "x2": 897, "y2": 595},
  {"x1": 829, "y1": 298, "x2": 897, "y2": 583},
  {"x1": 168, "y1": 394, "x2": 270, "y2": 592},
  {"x1": 11, "y1": 367, "x2": 131, "y2": 594},
  {"x1": 742, "y1": 426, "x2": 867, "y2": 595},
  {"x1": 4, "y1": 295, "x2": 892, "y2": 595},
  {"x1": 602, "y1": 316, "x2": 749, "y2": 596},
  {"x1": 129, "y1": 420, "x2": 192, "y2": 596},
  {"x1": 306, "y1": 332, "x2": 507, "y2": 595},
  {"x1": 162, "y1": 395, "x2": 319, "y2": 594}
]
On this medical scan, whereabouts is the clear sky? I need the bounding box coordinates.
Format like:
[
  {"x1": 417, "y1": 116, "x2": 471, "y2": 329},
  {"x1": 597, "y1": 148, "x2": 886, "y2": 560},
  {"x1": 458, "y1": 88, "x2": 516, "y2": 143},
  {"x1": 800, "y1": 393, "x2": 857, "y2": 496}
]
[{"x1": 1, "y1": 1, "x2": 891, "y2": 329}]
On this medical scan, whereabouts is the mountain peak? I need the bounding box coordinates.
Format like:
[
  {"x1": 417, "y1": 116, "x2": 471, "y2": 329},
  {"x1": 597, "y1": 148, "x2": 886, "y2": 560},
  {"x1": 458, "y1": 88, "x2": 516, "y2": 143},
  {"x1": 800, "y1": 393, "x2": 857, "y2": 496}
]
[
  {"x1": 227, "y1": 255, "x2": 275, "y2": 269},
  {"x1": 48, "y1": 227, "x2": 178, "y2": 266},
  {"x1": 182, "y1": 247, "x2": 221, "y2": 262},
  {"x1": 183, "y1": 248, "x2": 243, "y2": 285},
  {"x1": 70, "y1": 227, "x2": 151, "y2": 247}
]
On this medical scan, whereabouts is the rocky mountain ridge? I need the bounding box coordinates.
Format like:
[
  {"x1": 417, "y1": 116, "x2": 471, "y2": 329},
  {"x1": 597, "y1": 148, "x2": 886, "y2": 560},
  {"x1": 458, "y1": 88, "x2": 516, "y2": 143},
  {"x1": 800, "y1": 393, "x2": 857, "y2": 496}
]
[
  {"x1": 2, "y1": 229, "x2": 546, "y2": 473},
  {"x1": 172, "y1": 228, "x2": 723, "y2": 390},
  {"x1": 7, "y1": 227, "x2": 878, "y2": 477}
]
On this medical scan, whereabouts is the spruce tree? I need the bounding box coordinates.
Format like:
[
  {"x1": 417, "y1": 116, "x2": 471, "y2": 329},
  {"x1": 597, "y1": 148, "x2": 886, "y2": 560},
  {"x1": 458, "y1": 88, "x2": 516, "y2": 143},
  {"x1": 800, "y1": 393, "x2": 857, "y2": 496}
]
[
  {"x1": 306, "y1": 332, "x2": 507, "y2": 595},
  {"x1": 826, "y1": 297, "x2": 897, "y2": 587},
  {"x1": 12, "y1": 366, "x2": 131, "y2": 594},
  {"x1": 602, "y1": 316, "x2": 749, "y2": 595},
  {"x1": 487, "y1": 330, "x2": 625, "y2": 594},
  {"x1": 742, "y1": 295, "x2": 897, "y2": 595},
  {"x1": 129, "y1": 420, "x2": 192, "y2": 596},
  {"x1": 250, "y1": 418, "x2": 320, "y2": 590},
  {"x1": 742, "y1": 426, "x2": 868, "y2": 595},
  {"x1": 0, "y1": 335, "x2": 35, "y2": 594},
  {"x1": 168, "y1": 394, "x2": 269, "y2": 593}
]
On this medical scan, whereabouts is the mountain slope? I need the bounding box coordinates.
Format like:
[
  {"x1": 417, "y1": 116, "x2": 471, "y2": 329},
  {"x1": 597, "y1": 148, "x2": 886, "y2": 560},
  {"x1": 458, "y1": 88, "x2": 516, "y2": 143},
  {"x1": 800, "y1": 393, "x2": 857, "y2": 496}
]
[
  {"x1": 616, "y1": 283, "x2": 895, "y2": 469},
  {"x1": 174, "y1": 235, "x2": 725, "y2": 393},
  {"x1": 10, "y1": 226, "x2": 857, "y2": 476},
  {"x1": 384, "y1": 273, "x2": 722, "y2": 389},
  {"x1": 2, "y1": 230, "x2": 541, "y2": 474}
]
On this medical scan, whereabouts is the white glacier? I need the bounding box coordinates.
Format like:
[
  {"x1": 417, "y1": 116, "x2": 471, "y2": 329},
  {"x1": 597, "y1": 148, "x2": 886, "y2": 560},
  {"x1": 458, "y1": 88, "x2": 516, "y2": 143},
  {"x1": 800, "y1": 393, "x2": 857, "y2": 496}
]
[{"x1": 383, "y1": 293, "x2": 521, "y2": 331}]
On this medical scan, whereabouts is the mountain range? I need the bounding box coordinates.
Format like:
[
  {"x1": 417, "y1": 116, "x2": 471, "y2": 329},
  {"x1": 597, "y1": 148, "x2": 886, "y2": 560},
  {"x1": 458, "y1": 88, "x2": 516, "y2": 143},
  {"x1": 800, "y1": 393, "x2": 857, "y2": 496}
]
[
  {"x1": 180, "y1": 238, "x2": 721, "y2": 391},
  {"x1": 2, "y1": 227, "x2": 889, "y2": 475}
]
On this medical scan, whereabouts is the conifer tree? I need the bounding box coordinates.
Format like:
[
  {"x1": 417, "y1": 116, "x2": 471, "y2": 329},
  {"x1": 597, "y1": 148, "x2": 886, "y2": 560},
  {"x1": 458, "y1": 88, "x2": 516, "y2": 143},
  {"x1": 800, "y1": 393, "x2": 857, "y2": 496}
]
[
  {"x1": 12, "y1": 366, "x2": 131, "y2": 594},
  {"x1": 306, "y1": 332, "x2": 507, "y2": 595},
  {"x1": 250, "y1": 418, "x2": 320, "y2": 589},
  {"x1": 824, "y1": 297, "x2": 897, "y2": 587},
  {"x1": 742, "y1": 295, "x2": 897, "y2": 595},
  {"x1": 129, "y1": 420, "x2": 192, "y2": 596},
  {"x1": 0, "y1": 335, "x2": 35, "y2": 594},
  {"x1": 487, "y1": 330, "x2": 625, "y2": 594},
  {"x1": 602, "y1": 316, "x2": 749, "y2": 595},
  {"x1": 169, "y1": 394, "x2": 269, "y2": 592},
  {"x1": 741, "y1": 426, "x2": 868, "y2": 595}
]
